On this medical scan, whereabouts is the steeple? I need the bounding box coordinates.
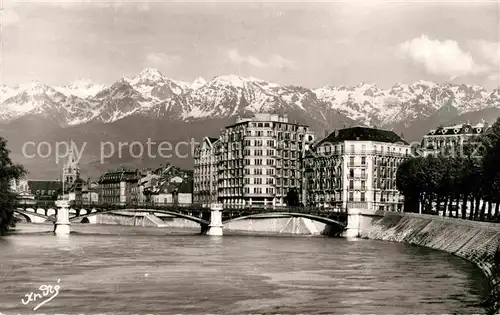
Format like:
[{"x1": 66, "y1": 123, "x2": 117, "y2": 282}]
[{"x1": 62, "y1": 149, "x2": 80, "y2": 188}]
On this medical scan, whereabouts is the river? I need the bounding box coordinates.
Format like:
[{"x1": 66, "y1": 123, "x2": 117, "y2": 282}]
[{"x1": 0, "y1": 223, "x2": 488, "y2": 314}]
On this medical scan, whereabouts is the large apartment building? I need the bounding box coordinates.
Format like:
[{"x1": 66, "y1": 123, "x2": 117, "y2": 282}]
[
  {"x1": 194, "y1": 114, "x2": 315, "y2": 207},
  {"x1": 421, "y1": 122, "x2": 490, "y2": 156},
  {"x1": 304, "y1": 127, "x2": 410, "y2": 212}
]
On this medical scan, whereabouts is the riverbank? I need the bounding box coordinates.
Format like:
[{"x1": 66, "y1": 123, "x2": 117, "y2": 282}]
[{"x1": 358, "y1": 211, "x2": 500, "y2": 314}]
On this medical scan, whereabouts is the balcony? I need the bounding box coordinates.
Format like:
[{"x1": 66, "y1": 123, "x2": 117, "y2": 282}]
[
  {"x1": 346, "y1": 202, "x2": 369, "y2": 209},
  {"x1": 344, "y1": 149, "x2": 409, "y2": 157},
  {"x1": 347, "y1": 162, "x2": 367, "y2": 167}
]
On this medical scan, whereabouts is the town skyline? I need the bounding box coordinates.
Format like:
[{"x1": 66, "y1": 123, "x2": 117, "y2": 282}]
[{"x1": 2, "y1": 0, "x2": 499, "y2": 89}]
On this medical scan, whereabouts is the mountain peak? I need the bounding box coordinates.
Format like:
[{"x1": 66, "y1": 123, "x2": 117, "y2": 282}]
[
  {"x1": 139, "y1": 68, "x2": 164, "y2": 77},
  {"x1": 213, "y1": 74, "x2": 246, "y2": 87},
  {"x1": 55, "y1": 79, "x2": 106, "y2": 99},
  {"x1": 21, "y1": 81, "x2": 53, "y2": 95},
  {"x1": 131, "y1": 68, "x2": 166, "y2": 84},
  {"x1": 191, "y1": 77, "x2": 206, "y2": 90},
  {"x1": 412, "y1": 80, "x2": 437, "y2": 87},
  {"x1": 211, "y1": 74, "x2": 273, "y2": 89}
]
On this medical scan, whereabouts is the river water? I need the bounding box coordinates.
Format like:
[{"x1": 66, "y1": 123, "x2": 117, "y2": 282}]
[{"x1": 0, "y1": 223, "x2": 489, "y2": 314}]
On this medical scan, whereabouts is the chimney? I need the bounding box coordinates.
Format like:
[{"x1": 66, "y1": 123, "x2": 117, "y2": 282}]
[
  {"x1": 400, "y1": 132, "x2": 404, "y2": 140},
  {"x1": 335, "y1": 129, "x2": 339, "y2": 137},
  {"x1": 324, "y1": 130, "x2": 329, "y2": 138}
]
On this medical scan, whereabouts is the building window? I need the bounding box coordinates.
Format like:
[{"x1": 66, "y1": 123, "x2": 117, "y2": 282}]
[
  {"x1": 361, "y1": 156, "x2": 366, "y2": 165},
  {"x1": 361, "y1": 192, "x2": 366, "y2": 202},
  {"x1": 349, "y1": 192, "x2": 354, "y2": 201}
]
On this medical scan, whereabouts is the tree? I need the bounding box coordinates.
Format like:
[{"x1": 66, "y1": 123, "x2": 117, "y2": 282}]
[
  {"x1": 0, "y1": 137, "x2": 26, "y2": 235},
  {"x1": 396, "y1": 158, "x2": 421, "y2": 213},
  {"x1": 396, "y1": 117, "x2": 500, "y2": 222}
]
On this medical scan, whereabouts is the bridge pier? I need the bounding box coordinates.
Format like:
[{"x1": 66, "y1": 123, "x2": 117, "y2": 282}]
[
  {"x1": 344, "y1": 208, "x2": 375, "y2": 238},
  {"x1": 54, "y1": 200, "x2": 71, "y2": 236},
  {"x1": 206, "y1": 204, "x2": 223, "y2": 236}
]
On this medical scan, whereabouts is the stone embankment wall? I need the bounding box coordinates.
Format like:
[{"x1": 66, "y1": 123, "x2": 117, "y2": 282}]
[
  {"x1": 359, "y1": 211, "x2": 500, "y2": 312},
  {"x1": 87, "y1": 213, "x2": 199, "y2": 228}
]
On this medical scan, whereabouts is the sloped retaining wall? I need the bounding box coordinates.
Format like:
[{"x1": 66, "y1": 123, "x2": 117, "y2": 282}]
[
  {"x1": 223, "y1": 216, "x2": 337, "y2": 235},
  {"x1": 87, "y1": 213, "x2": 199, "y2": 228},
  {"x1": 359, "y1": 211, "x2": 500, "y2": 313}
]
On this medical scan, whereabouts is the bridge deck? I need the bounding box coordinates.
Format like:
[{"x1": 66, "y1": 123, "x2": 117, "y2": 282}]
[
  {"x1": 15, "y1": 202, "x2": 348, "y2": 227},
  {"x1": 15, "y1": 201, "x2": 348, "y2": 213}
]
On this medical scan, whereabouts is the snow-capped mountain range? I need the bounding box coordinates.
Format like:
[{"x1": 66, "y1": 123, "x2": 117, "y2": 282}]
[{"x1": 1, "y1": 68, "x2": 499, "y2": 129}]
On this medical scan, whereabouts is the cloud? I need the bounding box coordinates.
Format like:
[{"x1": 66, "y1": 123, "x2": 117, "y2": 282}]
[
  {"x1": 145, "y1": 52, "x2": 182, "y2": 67},
  {"x1": 397, "y1": 34, "x2": 486, "y2": 79},
  {"x1": 228, "y1": 49, "x2": 297, "y2": 70},
  {"x1": 473, "y1": 40, "x2": 500, "y2": 67},
  {"x1": 13, "y1": 1, "x2": 147, "y2": 11},
  {"x1": 489, "y1": 73, "x2": 500, "y2": 82},
  {"x1": 137, "y1": 3, "x2": 150, "y2": 12},
  {"x1": 2, "y1": 8, "x2": 20, "y2": 27}
]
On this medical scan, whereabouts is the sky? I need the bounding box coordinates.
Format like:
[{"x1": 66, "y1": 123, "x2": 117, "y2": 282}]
[{"x1": 1, "y1": 0, "x2": 499, "y2": 89}]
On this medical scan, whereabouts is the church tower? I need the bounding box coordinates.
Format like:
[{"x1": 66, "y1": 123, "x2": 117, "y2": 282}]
[{"x1": 63, "y1": 149, "x2": 80, "y2": 189}]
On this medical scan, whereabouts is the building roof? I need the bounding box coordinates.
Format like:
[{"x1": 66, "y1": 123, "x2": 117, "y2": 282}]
[
  {"x1": 226, "y1": 113, "x2": 309, "y2": 129},
  {"x1": 68, "y1": 176, "x2": 84, "y2": 192},
  {"x1": 27, "y1": 180, "x2": 62, "y2": 196},
  {"x1": 158, "y1": 179, "x2": 193, "y2": 194},
  {"x1": 425, "y1": 122, "x2": 490, "y2": 136},
  {"x1": 316, "y1": 126, "x2": 408, "y2": 146},
  {"x1": 208, "y1": 137, "x2": 219, "y2": 144},
  {"x1": 98, "y1": 169, "x2": 139, "y2": 184}
]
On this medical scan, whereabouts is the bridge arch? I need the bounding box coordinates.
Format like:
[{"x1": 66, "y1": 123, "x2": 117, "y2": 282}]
[
  {"x1": 14, "y1": 209, "x2": 50, "y2": 223},
  {"x1": 14, "y1": 209, "x2": 32, "y2": 223},
  {"x1": 81, "y1": 217, "x2": 90, "y2": 224},
  {"x1": 70, "y1": 208, "x2": 210, "y2": 226},
  {"x1": 223, "y1": 212, "x2": 346, "y2": 228}
]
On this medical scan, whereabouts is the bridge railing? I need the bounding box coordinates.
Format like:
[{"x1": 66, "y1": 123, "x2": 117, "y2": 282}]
[{"x1": 15, "y1": 200, "x2": 349, "y2": 216}]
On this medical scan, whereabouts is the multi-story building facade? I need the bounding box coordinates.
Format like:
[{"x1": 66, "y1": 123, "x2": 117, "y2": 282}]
[
  {"x1": 98, "y1": 169, "x2": 140, "y2": 205},
  {"x1": 304, "y1": 127, "x2": 410, "y2": 212},
  {"x1": 10, "y1": 178, "x2": 29, "y2": 194},
  {"x1": 10, "y1": 178, "x2": 36, "y2": 205},
  {"x1": 199, "y1": 114, "x2": 315, "y2": 207},
  {"x1": 421, "y1": 122, "x2": 490, "y2": 156},
  {"x1": 193, "y1": 137, "x2": 220, "y2": 205},
  {"x1": 82, "y1": 180, "x2": 99, "y2": 204}
]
